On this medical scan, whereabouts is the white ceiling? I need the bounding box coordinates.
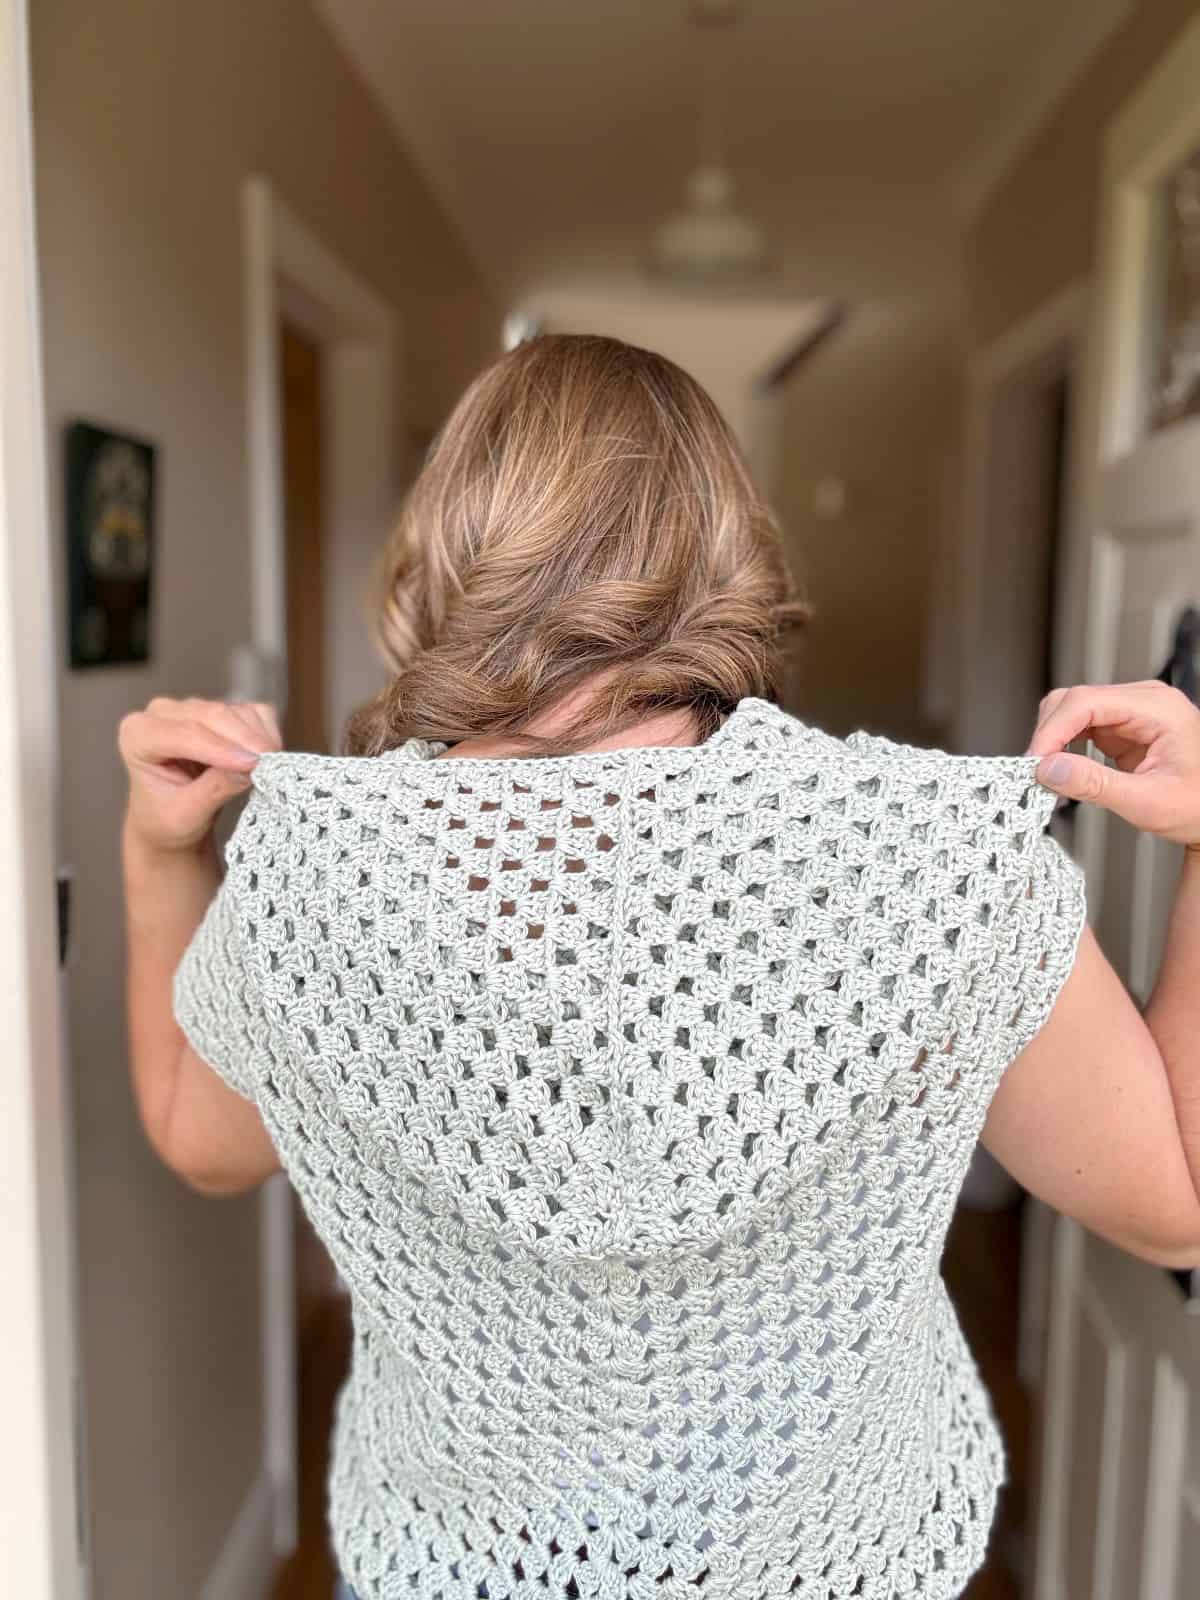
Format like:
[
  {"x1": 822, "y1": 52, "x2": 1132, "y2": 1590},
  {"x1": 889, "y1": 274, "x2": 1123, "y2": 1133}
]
[{"x1": 316, "y1": 0, "x2": 1129, "y2": 308}]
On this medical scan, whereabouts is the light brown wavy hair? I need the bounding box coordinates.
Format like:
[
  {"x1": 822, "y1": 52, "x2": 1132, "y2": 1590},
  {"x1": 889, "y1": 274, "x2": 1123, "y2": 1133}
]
[{"x1": 344, "y1": 333, "x2": 810, "y2": 757}]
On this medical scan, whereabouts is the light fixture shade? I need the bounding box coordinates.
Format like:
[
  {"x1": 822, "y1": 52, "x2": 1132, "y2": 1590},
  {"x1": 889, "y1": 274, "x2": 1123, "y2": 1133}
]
[{"x1": 649, "y1": 164, "x2": 769, "y2": 282}]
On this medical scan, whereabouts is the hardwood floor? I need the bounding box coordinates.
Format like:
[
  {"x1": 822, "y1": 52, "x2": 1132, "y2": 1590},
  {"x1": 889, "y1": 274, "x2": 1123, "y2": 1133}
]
[
  {"x1": 944, "y1": 1203, "x2": 1028, "y2": 1600},
  {"x1": 272, "y1": 1292, "x2": 352, "y2": 1600},
  {"x1": 273, "y1": 1203, "x2": 1028, "y2": 1600}
]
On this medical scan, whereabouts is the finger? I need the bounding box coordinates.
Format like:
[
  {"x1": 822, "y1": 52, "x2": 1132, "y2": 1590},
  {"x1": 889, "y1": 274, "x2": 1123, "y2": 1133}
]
[
  {"x1": 1024, "y1": 682, "x2": 1168, "y2": 758},
  {"x1": 145, "y1": 696, "x2": 264, "y2": 734},
  {"x1": 139, "y1": 694, "x2": 283, "y2": 751},
  {"x1": 185, "y1": 765, "x2": 253, "y2": 810},
  {"x1": 144, "y1": 696, "x2": 237, "y2": 729},
  {"x1": 157, "y1": 766, "x2": 253, "y2": 838},
  {"x1": 230, "y1": 700, "x2": 283, "y2": 752},
  {"x1": 201, "y1": 702, "x2": 279, "y2": 754},
  {"x1": 219, "y1": 703, "x2": 274, "y2": 753},
  {"x1": 121, "y1": 713, "x2": 260, "y2": 774},
  {"x1": 1026, "y1": 685, "x2": 1101, "y2": 756},
  {"x1": 144, "y1": 696, "x2": 205, "y2": 723},
  {"x1": 1027, "y1": 687, "x2": 1071, "y2": 750},
  {"x1": 1034, "y1": 749, "x2": 1165, "y2": 830}
]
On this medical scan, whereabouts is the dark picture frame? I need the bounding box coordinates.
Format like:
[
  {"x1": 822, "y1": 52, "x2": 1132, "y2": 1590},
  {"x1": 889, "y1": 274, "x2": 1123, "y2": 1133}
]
[{"x1": 65, "y1": 420, "x2": 156, "y2": 668}]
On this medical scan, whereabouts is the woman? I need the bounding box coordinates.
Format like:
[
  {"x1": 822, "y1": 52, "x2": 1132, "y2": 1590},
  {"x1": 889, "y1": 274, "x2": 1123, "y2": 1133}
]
[{"x1": 120, "y1": 335, "x2": 1200, "y2": 1600}]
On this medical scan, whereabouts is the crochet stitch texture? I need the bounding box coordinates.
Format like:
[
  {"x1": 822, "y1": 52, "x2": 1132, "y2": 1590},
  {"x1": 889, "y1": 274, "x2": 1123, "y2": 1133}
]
[{"x1": 175, "y1": 696, "x2": 1087, "y2": 1600}]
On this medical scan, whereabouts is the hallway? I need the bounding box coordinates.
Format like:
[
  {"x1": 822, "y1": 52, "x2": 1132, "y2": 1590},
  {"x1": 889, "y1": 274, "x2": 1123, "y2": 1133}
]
[{"x1": 8, "y1": 2, "x2": 1200, "y2": 1595}]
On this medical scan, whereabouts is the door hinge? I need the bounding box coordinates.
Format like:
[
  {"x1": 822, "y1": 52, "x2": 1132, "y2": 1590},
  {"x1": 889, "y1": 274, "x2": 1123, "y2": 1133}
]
[{"x1": 56, "y1": 865, "x2": 74, "y2": 969}]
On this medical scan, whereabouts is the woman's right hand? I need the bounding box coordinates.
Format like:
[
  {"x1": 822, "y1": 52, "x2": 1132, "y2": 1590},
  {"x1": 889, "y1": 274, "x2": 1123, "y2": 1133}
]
[
  {"x1": 119, "y1": 697, "x2": 282, "y2": 854},
  {"x1": 1027, "y1": 679, "x2": 1200, "y2": 848}
]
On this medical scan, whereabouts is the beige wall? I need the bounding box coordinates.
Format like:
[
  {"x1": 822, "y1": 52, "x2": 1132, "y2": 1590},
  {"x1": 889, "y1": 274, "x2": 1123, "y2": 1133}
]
[
  {"x1": 966, "y1": 0, "x2": 1199, "y2": 347},
  {"x1": 962, "y1": 0, "x2": 1198, "y2": 728},
  {"x1": 30, "y1": 1, "x2": 497, "y2": 1592},
  {"x1": 776, "y1": 313, "x2": 959, "y2": 744}
]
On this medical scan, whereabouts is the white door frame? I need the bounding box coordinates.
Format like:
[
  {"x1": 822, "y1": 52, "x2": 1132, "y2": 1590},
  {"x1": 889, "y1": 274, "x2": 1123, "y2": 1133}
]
[
  {"x1": 241, "y1": 174, "x2": 400, "y2": 1556},
  {"x1": 955, "y1": 279, "x2": 1090, "y2": 755},
  {"x1": 1034, "y1": 16, "x2": 1200, "y2": 1600},
  {"x1": 0, "y1": 1, "x2": 86, "y2": 1595}
]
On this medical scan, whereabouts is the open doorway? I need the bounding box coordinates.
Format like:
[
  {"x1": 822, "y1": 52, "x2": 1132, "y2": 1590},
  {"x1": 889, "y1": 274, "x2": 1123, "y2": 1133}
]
[
  {"x1": 947, "y1": 283, "x2": 1089, "y2": 1600},
  {"x1": 971, "y1": 363, "x2": 1074, "y2": 746},
  {"x1": 273, "y1": 315, "x2": 349, "y2": 1599},
  {"x1": 280, "y1": 322, "x2": 329, "y2": 757},
  {"x1": 240, "y1": 178, "x2": 401, "y2": 1590},
  {"x1": 956, "y1": 284, "x2": 1088, "y2": 762}
]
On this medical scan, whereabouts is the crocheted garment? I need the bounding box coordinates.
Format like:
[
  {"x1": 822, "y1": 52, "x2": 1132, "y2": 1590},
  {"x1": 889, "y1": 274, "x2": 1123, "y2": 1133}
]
[{"x1": 174, "y1": 697, "x2": 1087, "y2": 1600}]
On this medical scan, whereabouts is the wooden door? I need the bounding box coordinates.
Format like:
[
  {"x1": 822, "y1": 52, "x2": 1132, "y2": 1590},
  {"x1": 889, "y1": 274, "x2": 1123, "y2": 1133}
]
[{"x1": 280, "y1": 321, "x2": 328, "y2": 754}]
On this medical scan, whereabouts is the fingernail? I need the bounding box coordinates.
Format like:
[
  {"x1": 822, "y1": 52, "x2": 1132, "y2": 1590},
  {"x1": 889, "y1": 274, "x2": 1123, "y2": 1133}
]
[
  {"x1": 235, "y1": 748, "x2": 260, "y2": 764},
  {"x1": 1039, "y1": 754, "x2": 1071, "y2": 786}
]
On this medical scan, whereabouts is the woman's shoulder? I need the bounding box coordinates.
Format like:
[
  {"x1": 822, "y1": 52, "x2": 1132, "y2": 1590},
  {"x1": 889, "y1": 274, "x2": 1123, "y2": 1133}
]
[
  {"x1": 737, "y1": 700, "x2": 1062, "y2": 848},
  {"x1": 228, "y1": 697, "x2": 1065, "y2": 875}
]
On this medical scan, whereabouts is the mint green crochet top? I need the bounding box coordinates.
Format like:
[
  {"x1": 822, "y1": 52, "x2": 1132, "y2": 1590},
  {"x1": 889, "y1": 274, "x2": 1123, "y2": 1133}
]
[{"x1": 174, "y1": 697, "x2": 1086, "y2": 1600}]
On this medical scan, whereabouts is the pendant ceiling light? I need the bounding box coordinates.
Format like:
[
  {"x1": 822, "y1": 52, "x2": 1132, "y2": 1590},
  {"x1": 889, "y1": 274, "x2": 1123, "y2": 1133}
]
[{"x1": 649, "y1": 0, "x2": 769, "y2": 284}]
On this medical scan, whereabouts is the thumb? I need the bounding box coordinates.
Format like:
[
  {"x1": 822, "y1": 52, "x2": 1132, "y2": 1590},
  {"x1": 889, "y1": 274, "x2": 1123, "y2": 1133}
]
[
  {"x1": 172, "y1": 765, "x2": 252, "y2": 839},
  {"x1": 195, "y1": 764, "x2": 253, "y2": 803},
  {"x1": 1035, "y1": 751, "x2": 1145, "y2": 825}
]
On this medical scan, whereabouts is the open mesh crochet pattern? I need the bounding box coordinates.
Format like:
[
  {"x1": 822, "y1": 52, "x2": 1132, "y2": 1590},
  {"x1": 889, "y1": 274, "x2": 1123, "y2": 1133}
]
[{"x1": 175, "y1": 697, "x2": 1087, "y2": 1600}]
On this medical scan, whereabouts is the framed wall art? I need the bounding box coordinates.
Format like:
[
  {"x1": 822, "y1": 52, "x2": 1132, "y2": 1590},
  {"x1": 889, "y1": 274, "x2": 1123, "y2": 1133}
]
[{"x1": 65, "y1": 420, "x2": 156, "y2": 668}]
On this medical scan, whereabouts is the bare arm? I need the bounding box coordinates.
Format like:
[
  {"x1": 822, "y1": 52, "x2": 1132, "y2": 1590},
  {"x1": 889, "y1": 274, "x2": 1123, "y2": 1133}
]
[
  {"x1": 981, "y1": 681, "x2": 1200, "y2": 1267},
  {"x1": 120, "y1": 697, "x2": 283, "y2": 1195}
]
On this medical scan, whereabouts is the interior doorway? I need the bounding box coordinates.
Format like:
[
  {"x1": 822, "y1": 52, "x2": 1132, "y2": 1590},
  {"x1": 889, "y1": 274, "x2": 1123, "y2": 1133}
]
[
  {"x1": 241, "y1": 177, "x2": 401, "y2": 1579},
  {"x1": 280, "y1": 322, "x2": 329, "y2": 756},
  {"x1": 946, "y1": 283, "x2": 1091, "y2": 1600},
  {"x1": 956, "y1": 284, "x2": 1088, "y2": 760},
  {"x1": 273, "y1": 313, "x2": 356, "y2": 1599}
]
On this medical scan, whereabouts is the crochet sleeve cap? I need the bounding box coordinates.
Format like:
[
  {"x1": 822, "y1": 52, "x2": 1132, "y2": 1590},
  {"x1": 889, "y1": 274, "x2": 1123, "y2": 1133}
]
[
  {"x1": 172, "y1": 832, "x2": 277, "y2": 1103},
  {"x1": 843, "y1": 728, "x2": 1089, "y2": 1075},
  {"x1": 993, "y1": 772, "x2": 1089, "y2": 1063}
]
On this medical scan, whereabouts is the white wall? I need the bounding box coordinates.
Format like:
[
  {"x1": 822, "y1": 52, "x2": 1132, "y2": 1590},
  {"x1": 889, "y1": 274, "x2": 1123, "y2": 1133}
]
[
  {"x1": 774, "y1": 308, "x2": 959, "y2": 743},
  {"x1": 30, "y1": 1, "x2": 497, "y2": 1591}
]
